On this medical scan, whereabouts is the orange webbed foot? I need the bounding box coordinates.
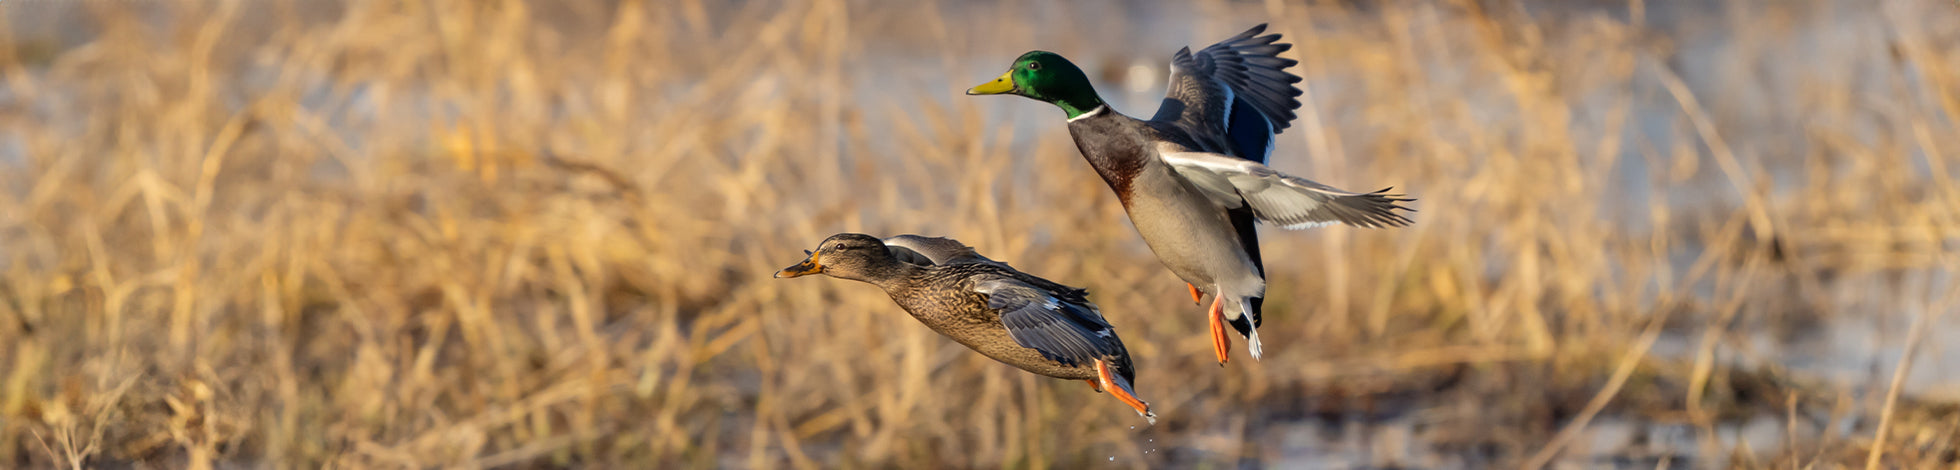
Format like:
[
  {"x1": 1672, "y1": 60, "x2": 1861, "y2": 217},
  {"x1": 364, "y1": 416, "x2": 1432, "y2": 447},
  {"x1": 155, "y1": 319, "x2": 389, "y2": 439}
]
[
  {"x1": 1096, "y1": 359, "x2": 1155, "y2": 424},
  {"x1": 1186, "y1": 283, "x2": 1203, "y2": 305},
  {"x1": 1207, "y1": 295, "x2": 1230, "y2": 366}
]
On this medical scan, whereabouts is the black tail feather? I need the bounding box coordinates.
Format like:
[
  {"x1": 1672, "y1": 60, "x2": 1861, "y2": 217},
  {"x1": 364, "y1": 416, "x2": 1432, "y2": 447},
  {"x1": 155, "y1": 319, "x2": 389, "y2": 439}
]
[
  {"x1": 1227, "y1": 296, "x2": 1262, "y2": 337},
  {"x1": 1228, "y1": 206, "x2": 1265, "y2": 334}
]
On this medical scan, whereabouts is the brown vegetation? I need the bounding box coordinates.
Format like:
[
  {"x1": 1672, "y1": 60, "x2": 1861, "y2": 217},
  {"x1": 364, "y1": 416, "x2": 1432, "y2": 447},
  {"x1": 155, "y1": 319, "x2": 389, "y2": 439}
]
[{"x1": 1, "y1": 0, "x2": 1955, "y2": 467}]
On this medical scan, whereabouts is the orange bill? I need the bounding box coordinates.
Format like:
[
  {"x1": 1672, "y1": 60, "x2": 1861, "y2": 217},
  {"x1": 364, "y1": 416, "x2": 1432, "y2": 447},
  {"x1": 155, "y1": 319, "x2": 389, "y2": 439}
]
[{"x1": 774, "y1": 250, "x2": 823, "y2": 278}]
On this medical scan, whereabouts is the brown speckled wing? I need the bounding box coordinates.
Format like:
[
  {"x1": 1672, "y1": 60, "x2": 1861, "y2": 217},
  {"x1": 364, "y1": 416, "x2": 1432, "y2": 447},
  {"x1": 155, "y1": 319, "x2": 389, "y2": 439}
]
[{"x1": 973, "y1": 279, "x2": 1118, "y2": 368}]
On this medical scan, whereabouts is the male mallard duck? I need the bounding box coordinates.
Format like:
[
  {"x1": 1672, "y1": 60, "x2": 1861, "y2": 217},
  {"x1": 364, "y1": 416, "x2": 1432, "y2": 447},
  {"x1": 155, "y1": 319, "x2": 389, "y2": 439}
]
[
  {"x1": 776, "y1": 233, "x2": 1155, "y2": 423},
  {"x1": 967, "y1": 24, "x2": 1414, "y2": 365}
]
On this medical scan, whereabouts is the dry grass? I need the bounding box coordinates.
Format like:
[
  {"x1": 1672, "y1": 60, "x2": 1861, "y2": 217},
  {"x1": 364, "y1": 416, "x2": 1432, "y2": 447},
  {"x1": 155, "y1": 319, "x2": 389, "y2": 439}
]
[{"x1": 1, "y1": 0, "x2": 1957, "y2": 467}]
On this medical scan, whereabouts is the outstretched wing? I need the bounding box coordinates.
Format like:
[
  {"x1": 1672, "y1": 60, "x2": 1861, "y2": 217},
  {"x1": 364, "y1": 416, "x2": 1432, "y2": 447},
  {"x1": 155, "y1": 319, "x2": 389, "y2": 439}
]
[
  {"x1": 1162, "y1": 151, "x2": 1415, "y2": 229},
  {"x1": 974, "y1": 278, "x2": 1118, "y2": 368},
  {"x1": 1149, "y1": 24, "x2": 1304, "y2": 162},
  {"x1": 882, "y1": 235, "x2": 1008, "y2": 268}
]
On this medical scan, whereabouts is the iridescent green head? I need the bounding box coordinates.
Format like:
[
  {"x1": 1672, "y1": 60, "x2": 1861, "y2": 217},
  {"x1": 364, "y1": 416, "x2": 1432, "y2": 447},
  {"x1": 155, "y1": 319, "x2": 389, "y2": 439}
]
[{"x1": 966, "y1": 51, "x2": 1106, "y2": 119}]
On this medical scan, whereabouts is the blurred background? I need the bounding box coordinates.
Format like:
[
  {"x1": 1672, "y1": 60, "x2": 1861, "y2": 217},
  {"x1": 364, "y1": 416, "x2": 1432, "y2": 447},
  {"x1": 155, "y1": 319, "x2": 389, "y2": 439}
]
[{"x1": 2, "y1": 0, "x2": 1957, "y2": 467}]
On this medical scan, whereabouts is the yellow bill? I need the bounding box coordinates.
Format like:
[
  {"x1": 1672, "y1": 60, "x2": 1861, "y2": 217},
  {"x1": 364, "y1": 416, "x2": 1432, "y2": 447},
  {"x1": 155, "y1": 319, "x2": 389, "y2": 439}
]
[{"x1": 965, "y1": 70, "x2": 1016, "y2": 95}]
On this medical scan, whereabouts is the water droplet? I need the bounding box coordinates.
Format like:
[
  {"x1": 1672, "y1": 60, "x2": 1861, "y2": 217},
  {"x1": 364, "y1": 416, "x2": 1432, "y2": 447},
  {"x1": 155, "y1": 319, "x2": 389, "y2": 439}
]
[{"x1": 1108, "y1": 456, "x2": 1115, "y2": 461}]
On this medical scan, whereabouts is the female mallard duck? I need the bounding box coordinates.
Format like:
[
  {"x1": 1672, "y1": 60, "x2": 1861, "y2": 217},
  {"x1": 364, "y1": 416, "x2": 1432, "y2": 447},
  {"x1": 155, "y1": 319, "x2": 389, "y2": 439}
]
[
  {"x1": 776, "y1": 233, "x2": 1155, "y2": 423},
  {"x1": 967, "y1": 24, "x2": 1415, "y2": 365}
]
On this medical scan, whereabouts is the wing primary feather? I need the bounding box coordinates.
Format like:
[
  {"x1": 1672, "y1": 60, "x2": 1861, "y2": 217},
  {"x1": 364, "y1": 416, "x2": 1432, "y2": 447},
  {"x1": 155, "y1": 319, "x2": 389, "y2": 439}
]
[
  {"x1": 983, "y1": 278, "x2": 1125, "y2": 367},
  {"x1": 1162, "y1": 151, "x2": 1417, "y2": 229}
]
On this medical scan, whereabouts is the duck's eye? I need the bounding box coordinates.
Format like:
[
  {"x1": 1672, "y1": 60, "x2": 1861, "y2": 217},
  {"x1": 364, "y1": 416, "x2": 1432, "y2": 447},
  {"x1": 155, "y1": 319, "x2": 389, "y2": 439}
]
[{"x1": 1026, "y1": 62, "x2": 1042, "y2": 71}]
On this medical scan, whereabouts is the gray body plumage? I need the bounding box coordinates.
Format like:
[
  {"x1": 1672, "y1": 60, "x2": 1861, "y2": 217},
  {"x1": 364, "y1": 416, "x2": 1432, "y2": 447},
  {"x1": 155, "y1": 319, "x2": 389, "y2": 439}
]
[
  {"x1": 1068, "y1": 113, "x2": 1267, "y2": 336},
  {"x1": 1059, "y1": 25, "x2": 1414, "y2": 359}
]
